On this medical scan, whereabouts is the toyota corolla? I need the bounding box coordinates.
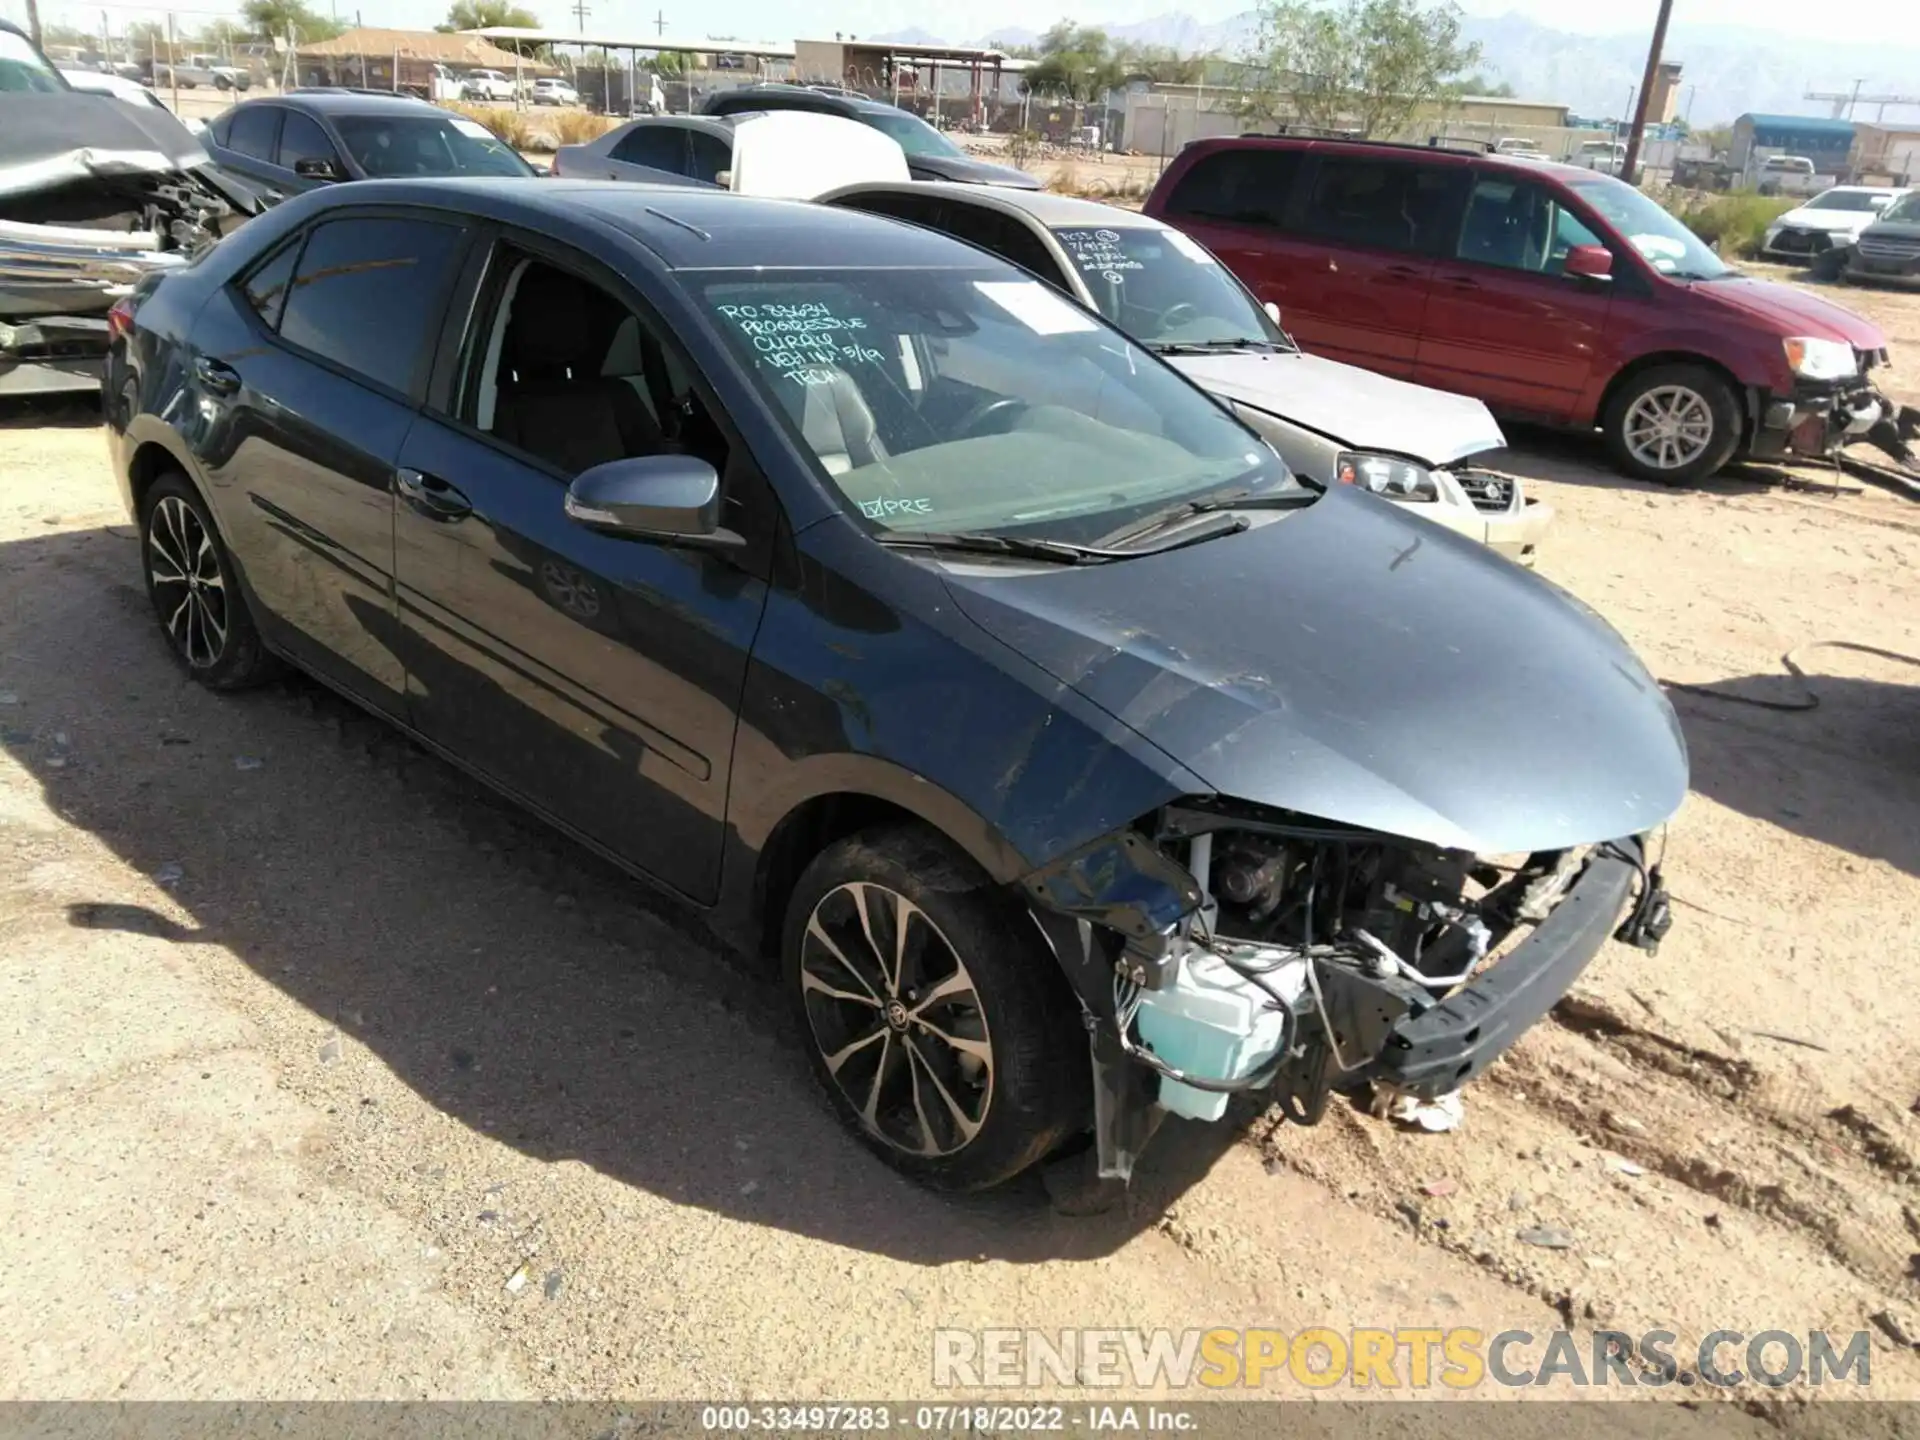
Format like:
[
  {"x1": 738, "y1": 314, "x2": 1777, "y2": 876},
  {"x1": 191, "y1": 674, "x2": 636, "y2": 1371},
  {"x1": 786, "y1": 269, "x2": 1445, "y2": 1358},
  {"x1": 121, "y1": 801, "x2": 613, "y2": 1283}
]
[{"x1": 105, "y1": 179, "x2": 1684, "y2": 1192}]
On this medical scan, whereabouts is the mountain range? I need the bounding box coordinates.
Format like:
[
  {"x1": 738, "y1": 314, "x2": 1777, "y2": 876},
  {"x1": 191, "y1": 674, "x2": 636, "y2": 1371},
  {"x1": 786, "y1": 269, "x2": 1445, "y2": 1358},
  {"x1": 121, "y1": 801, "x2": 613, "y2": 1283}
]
[{"x1": 875, "y1": 10, "x2": 1920, "y2": 127}]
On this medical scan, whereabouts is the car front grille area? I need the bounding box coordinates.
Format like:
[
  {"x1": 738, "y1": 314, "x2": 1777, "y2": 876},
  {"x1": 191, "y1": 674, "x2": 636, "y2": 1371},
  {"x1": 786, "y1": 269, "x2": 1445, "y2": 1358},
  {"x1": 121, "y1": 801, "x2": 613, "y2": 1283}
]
[
  {"x1": 1454, "y1": 470, "x2": 1517, "y2": 514},
  {"x1": 1859, "y1": 235, "x2": 1920, "y2": 263},
  {"x1": 1771, "y1": 229, "x2": 1832, "y2": 255}
]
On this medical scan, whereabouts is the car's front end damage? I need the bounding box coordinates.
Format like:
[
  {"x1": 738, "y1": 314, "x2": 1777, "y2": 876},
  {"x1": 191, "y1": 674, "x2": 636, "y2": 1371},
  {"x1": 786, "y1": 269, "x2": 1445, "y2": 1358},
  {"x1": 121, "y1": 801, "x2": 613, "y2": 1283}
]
[
  {"x1": 1744, "y1": 346, "x2": 1920, "y2": 472},
  {"x1": 938, "y1": 479, "x2": 1688, "y2": 1183},
  {"x1": 1022, "y1": 802, "x2": 1672, "y2": 1180},
  {"x1": 1, "y1": 92, "x2": 250, "y2": 396}
]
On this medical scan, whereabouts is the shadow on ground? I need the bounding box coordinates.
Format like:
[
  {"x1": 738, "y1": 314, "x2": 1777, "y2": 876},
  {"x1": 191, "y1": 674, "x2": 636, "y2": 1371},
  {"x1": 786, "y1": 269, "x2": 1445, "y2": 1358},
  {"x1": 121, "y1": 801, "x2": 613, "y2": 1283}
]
[
  {"x1": 1493, "y1": 423, "x2": 1808, "y2": 496},
  {"x1": 1669, "y1": 661, "x2": 1920, "y2": 878},
  {"x1": 0, "y1": 524, "x2": 1246, "y2": 1266},
  {"x1": 0, "y1": 394, "x2": 103, "y2": 431}
]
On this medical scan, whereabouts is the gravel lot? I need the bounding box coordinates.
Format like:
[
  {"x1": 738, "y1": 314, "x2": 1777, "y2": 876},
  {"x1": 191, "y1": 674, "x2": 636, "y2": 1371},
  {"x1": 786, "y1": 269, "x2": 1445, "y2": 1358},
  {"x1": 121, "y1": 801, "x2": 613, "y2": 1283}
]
[{"x1": 2, "y1": 265, "x2": 1918, "y2": 1425}]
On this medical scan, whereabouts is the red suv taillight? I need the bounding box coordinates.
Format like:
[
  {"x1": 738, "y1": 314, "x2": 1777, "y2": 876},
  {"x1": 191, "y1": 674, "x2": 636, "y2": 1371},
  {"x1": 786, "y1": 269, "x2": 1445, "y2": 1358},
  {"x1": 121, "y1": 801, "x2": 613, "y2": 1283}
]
[{"x1": 107, "y1": 296, "x2": 136, "y2": 342}]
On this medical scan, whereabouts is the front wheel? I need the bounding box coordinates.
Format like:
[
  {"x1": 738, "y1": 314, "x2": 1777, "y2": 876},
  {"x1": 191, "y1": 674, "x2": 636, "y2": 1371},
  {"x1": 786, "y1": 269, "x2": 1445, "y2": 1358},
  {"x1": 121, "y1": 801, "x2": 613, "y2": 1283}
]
[
  {"x1": 1602, "y1": 364, "x2": 1743, "y2": 484},
  {"x1": 141, "y1": 473, "x2": 280, "y2": 690},
  {"x1": 783, "y1": 825, "x2": 1090, "y2": 1192}
]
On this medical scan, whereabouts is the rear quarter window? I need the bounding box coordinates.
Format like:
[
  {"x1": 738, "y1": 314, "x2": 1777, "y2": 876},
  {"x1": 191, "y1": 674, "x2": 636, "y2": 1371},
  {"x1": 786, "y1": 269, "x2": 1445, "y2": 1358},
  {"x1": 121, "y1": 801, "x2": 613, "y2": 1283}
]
[{"x1": 1163, "y1": 148, "x2": 1302, "y2": 228}]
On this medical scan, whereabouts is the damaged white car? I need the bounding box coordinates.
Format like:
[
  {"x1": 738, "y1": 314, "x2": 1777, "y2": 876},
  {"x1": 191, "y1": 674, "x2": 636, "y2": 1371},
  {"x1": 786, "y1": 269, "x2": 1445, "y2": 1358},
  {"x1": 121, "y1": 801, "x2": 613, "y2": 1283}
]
[{"x1": 2, "y1": 20, "x2": 253, "y2": 397}]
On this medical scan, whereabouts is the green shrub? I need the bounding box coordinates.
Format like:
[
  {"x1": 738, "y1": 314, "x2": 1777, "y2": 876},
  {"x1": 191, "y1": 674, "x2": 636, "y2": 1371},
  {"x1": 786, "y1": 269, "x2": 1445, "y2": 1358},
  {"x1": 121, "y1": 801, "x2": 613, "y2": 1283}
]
[{"x1": 1670, "y1": 190, "x2": 1797, "y2": 259}]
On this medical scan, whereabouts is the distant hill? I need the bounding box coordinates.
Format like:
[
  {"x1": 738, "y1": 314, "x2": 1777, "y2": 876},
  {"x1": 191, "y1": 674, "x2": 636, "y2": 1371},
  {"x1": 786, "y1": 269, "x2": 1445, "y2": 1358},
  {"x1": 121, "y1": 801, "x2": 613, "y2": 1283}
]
[{"x1": 881, "y1": 9, "x2": 1920, "y2": 127}]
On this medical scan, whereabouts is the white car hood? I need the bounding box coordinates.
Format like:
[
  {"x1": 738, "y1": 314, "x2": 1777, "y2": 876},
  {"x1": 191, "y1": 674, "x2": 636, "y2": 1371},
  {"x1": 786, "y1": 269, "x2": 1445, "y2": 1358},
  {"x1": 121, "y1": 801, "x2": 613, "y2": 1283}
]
[
  {"x1": 728, "y1": 111, "x2": 909, "y2": 200},
  {"x1": 1168, "y1": 349, "x2": 1506, "y2": 465},
  {"x1": 1776, "y1": 204, "x2": 1878, "y2": 233}
]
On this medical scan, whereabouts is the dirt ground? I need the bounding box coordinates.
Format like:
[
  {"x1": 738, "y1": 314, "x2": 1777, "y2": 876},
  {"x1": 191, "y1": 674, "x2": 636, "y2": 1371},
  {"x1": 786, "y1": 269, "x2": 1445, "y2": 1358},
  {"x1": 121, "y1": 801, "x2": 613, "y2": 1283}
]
[{"x1": 3, "y1": 267, "x2": 1920, "y2": 1426}]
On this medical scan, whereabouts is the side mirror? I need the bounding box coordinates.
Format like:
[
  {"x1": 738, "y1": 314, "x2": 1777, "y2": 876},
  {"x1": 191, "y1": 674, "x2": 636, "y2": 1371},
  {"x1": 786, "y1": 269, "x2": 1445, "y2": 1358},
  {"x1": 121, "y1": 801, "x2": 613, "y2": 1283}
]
[
  {"x1": 1564, "y1": 244, "x2": 1614, "y2": 281},
  {"x1": 293, "y1": 156, "x2": 341, "y2": 181},
  {"x1": 564, "y1": 454, "x2": 742, "y2": 547},
  {"x1": 713, "y1": 168, "x2": 733, "y2": 189},
  {"x1": 1263, "y1": 300, "x2": 1282, "y2": 326}
]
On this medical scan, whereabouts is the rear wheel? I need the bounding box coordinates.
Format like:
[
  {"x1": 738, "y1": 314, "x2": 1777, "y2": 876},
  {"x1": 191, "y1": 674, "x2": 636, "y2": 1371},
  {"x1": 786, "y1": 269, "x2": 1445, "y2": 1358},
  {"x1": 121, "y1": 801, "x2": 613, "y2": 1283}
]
[
  {"x1": 141, "y1": 473, "x2": 280, "y2": 690},
  {"x1": 1602, "y1": 364, "x2": 1743, "y2": 484},
  {"x1": 782, "y1": 825, "x2": 1090, "y2": 1191}
]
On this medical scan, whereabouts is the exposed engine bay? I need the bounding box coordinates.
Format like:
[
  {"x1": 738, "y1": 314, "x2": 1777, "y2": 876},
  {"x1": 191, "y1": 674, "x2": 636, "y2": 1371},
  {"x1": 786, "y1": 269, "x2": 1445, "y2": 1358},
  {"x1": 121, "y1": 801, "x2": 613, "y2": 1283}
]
[
  {"x1": 1, "y1": 88, "x2": 254, "y2": 393},
  {"x1": 1025, "y1": 798, "x2": 1671, "y2": 1183}
]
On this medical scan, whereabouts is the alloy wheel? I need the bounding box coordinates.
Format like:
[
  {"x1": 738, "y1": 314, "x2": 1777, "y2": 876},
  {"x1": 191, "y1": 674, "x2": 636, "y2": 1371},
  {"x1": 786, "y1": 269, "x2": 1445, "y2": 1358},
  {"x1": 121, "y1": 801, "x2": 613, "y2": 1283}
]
[
  {"x1": 1624, "y1": 385, "x2": 1715, "y2": 472},
  {"x1": 147, "y1": 495, "x2": 229, "y2": 669},
  {"x1": 798, "y1": 881, "x2": 994, "y2": 1157}
]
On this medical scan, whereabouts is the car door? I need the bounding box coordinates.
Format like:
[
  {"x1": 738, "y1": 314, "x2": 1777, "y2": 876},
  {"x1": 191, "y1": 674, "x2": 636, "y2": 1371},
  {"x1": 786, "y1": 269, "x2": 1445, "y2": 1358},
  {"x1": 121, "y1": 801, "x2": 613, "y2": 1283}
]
[
  {"x1": 1279, "y1": 152, "x2": 1467, "y2": 378},
  {"x1": 1414, "y1": 173, "x2": 1616, "y2": 421},
  {"x1": 206, "y1": 102, "x2": 286, "y2": 202},
  {"x1": 187, "y1": 209, "x2": 471, "y2": 715},
  {"x1": 388, "y1": 233, "x2": 775, "y2": 903}
]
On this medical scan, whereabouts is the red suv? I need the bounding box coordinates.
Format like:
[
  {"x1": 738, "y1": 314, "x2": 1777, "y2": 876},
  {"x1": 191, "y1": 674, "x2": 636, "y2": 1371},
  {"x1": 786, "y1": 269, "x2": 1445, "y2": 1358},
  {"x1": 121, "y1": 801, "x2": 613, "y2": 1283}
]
[{"x1": 1144, "y1": 137, "x2": 1895, "y2": 483}]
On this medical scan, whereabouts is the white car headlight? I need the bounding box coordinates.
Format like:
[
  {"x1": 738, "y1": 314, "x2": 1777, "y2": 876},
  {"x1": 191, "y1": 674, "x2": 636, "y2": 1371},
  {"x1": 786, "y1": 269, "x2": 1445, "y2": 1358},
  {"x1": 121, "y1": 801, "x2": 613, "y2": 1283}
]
[
  {"x1": 1336, "y1": 452, "x2": 1439, "y2": 501},
  {"x1": 1783, "y1": 337, "x2": 1858, "y2": 381}
]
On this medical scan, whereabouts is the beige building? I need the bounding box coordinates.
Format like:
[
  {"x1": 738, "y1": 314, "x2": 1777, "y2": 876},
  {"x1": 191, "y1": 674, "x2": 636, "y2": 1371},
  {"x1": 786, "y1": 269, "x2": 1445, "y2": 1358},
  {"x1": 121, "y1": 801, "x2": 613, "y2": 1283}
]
[
  {"x1": 1853, "y1": 123, "x2": 1920, "y2": 183},
  {"x1": 1647, "y1": 62, "x2": 1684, "y2": 126}
]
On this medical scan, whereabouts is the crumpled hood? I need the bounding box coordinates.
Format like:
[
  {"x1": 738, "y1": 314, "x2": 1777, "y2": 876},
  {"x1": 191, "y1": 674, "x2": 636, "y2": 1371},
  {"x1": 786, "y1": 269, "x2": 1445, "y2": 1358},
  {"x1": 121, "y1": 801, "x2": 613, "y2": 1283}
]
[
  {"x1": 907, "y1": 152, "x2": 1043, "y2": 191},
  {"x1": 1693, "y1": 274, "x2": 1888, "y2": 349},
  {"x1": 944, "y1": 484, "x2": 1688, "y2": 854},
  {"x1": 0, "y1": 93, "x2": 210, "y2": 200},
  {"x1": 1167, "y1": 349, "x2": 1506, "y2": 465}
]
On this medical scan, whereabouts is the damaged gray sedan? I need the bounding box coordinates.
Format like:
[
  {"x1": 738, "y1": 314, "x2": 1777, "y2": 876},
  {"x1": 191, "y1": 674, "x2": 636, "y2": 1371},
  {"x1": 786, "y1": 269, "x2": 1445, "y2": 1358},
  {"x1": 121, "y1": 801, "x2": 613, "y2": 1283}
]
[{"x1": 2, "y1": 20, "x2": 251, "y2": 396}]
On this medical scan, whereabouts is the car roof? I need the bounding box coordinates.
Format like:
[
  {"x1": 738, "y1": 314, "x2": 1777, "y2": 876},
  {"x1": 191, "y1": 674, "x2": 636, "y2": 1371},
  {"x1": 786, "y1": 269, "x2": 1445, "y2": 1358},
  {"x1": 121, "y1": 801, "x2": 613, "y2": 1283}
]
[
  {"x1": 1182, "y1": 133, "x2": 1598, "y2": 183},
  {"x1": 276, "y1": 178, "x2": 1017, "y2": 272},
  {"x1": 264, "y1": 91, "x2": 458, "y2": 116},
  {"x1": 828, "y1": 179, "x2": 1169, "y2": 232},
  {"x1": 709, "y1": 84, "x2": 894, "y2": 116}
]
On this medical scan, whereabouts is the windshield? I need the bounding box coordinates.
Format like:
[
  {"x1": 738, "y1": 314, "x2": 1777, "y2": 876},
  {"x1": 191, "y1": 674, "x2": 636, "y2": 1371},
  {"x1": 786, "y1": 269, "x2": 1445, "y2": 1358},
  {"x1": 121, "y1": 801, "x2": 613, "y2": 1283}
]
[
  {"x1": 859, "y1": 108, "x2": 964, "y2": 159},
  {"x1": 1806, "y1": 189, "x2": 1886, "y2": 212},
  {"x1": 1049, "y1": 225, "x2": 1289, "y2": 349},
  {"x1": 0, "y1": 30, "x2": 68, "y2": 92},
  {"x1": 1881, "y1": 192, "x2": 1920, "y2": 224},
  {"x1": 1568, "y1": 174, "x2": 1731, "y2": 280},
  {"x1": 333, "y1": 113, "x2": 533, "y2": 178},
  {"x1": 693, "y1": 268, "x2": 1298, "y2": 546}
]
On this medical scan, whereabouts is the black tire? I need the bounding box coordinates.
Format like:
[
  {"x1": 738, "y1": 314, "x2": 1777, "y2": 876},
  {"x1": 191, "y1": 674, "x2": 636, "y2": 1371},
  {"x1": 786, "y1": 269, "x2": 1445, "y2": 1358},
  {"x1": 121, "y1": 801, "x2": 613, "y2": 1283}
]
[
  {"x1": 782, "y1": 824, "x2": 1091, "y2": 1192},
  {"x1": 1602, "y1": 363, "x2": 1743, "y2": 485},
  {"x1": 140, "y1": 472, "x2": 280, "y2": 691}
]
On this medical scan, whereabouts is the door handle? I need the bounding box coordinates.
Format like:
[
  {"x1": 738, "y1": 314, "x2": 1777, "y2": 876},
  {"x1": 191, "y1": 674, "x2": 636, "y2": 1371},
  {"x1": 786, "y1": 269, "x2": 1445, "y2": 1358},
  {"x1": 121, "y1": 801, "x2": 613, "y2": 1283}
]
[
  {"x1": 1383, "y1": 264, "x2": 1424, "y2": 281},
  {"x1": 194, "y1": 355, "x2": 241, "y2": 395},
  {"x1": 394, "y1": 468, "x2": 472, "y2": 521},
  {"x1": 1445, "y1": 275, "x2": 1482, "y2": 291}
]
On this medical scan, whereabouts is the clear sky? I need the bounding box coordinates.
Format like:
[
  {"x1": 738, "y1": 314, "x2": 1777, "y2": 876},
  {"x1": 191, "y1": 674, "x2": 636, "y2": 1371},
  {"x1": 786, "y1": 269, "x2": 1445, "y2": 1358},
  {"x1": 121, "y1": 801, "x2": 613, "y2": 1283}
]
[{"x1": 11, "y1": 0, "x2": 1916, "y2": 49}]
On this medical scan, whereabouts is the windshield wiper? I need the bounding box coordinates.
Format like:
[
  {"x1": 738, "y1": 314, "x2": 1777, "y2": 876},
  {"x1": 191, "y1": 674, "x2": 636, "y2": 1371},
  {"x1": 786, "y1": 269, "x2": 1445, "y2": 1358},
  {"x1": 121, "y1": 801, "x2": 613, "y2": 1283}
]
[
  {"x1": 1097, "y1": 486, "x2": 1312, "y2": 549},
  {"x1": 876, "y1": 531, "x2": 1122, "y2": 565},
  {"x1": 1150, "y1": 338, "x2": 1290, "y2": 355}
]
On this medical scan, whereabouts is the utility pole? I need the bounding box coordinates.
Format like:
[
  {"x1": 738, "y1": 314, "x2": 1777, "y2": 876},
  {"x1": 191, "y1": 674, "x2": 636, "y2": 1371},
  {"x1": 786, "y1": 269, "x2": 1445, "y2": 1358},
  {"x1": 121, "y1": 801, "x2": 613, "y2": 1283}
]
[
  {"x1": 1621, "y1": 0, "x2": 1674, "y2": 184},
  {"x1": 653, "y1": 9, "x2": 666, "y2": 36},
  {"x1": 572, "y1": 0, "x2": 590, "y2": 34},
  {"x1": 24, "y1": 0, "x2": 42, "y2": 48}
]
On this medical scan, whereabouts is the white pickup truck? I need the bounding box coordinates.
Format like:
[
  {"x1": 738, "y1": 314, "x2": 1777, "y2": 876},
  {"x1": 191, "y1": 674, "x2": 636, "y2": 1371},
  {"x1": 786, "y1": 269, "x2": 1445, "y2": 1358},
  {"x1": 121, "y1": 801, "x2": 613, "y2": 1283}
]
[{"x1": 152, "y1": 52, "x2": 250, "y2": 90}]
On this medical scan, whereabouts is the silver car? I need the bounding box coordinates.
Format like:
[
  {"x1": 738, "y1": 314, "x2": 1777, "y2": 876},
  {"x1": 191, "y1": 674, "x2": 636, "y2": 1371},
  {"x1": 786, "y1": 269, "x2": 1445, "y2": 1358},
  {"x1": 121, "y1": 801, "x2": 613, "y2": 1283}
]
[{"x1": 821, "y1": 181, "x2": 1552, "y2": 563}]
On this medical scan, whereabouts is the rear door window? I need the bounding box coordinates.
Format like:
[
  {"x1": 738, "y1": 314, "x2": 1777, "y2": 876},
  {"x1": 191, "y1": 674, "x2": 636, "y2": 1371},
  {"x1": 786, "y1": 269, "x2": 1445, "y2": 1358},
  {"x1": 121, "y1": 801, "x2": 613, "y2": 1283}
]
[
  {"x1": 1163, "y1": 148, "x2": 1302, "y2": 228},
  {"x1": 1298, "y1": 156, "x2": 1464, "y2": 254},
  {"x1": 225, "y1": 104, "x2": 281, "y2": 161},
  {"x1": 612, "y1": 125, "x2": 689, "y2": 173},
  {"x1": 930, "y1": 205, "x2": 1061, "y2": 284},
  {"x1": 686, "y1": 129, "x2": 731, "y2": 184},
  {"x1": 276, "y1": 216, "x2": 464, "y2": 397},
  {"x1": 239, "y1": 239, "x2": 302, "y2": 330}
]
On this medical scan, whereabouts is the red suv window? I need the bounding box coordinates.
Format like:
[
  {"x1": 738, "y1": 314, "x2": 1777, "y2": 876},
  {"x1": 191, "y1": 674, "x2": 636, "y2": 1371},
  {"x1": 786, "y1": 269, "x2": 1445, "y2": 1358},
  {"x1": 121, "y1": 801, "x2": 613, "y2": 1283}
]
[
  {"x1": 1296, "y1": 155, "x2": 1465, "y2": 253},
  {"x1": 1160, "y1": 147, "x2": 1302, "y2": 229}
]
